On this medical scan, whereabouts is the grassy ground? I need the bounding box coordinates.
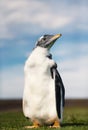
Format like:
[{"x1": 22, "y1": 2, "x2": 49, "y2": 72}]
[{"x1": 0, "y1": 107, "x2": 88, "y2": 130}]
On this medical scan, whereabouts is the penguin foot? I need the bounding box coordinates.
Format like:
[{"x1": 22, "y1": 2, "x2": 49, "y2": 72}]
[
  {"x1": 25, "y1": 120, "x2": 40, "y2": 128},
  {"x1": 24, "y1": 125, "x2": 39, "y2": 129},
  {"x1": 50, "y1": 120, "x2": 60, "y2": 128}
]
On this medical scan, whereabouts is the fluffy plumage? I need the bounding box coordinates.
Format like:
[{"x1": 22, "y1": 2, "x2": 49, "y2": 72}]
[{"x1": 23, "y1": 34, "x2": 65, "y2": 127}]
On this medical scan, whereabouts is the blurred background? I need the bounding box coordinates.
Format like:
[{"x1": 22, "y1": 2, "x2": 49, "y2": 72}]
[{"x1": 0, "y1": 0, "x2": 88, "y2": 100}]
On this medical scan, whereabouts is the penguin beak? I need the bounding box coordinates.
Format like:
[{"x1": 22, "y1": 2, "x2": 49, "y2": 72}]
[
  {"x1": 51, "y1": 34, "x2": 62, "y2": 41},
  {"x1": 46, "y1": 34, "x2": 62, "y2": 49}
]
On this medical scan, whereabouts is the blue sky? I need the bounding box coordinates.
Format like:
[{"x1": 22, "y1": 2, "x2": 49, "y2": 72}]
[{"x1": 0, "y1": 0, "x2": 88, "y2": 99}]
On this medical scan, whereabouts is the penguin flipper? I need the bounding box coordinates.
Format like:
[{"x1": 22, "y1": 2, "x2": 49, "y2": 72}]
[{"x1": 51, "y1": 67, "x2": 65, "y2": 120}]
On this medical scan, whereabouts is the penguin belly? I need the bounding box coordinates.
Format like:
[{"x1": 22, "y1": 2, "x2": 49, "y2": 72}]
[{"x1": 23, "y1": 66, "x2": 58, "y2": 125}]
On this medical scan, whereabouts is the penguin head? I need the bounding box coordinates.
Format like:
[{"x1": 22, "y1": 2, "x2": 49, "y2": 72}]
[{"x1": 35, "y1": 34, "x2": 62, "y2": 50}]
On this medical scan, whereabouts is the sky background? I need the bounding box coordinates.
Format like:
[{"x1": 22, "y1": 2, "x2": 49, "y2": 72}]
[{"x1": 0, "y1": 0, "x2": 88, "y2": 99}]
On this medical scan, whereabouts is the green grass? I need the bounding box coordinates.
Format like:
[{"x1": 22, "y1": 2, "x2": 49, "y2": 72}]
[{"x1": 0, "y1": 107, "x2": 88, "y2": 130}]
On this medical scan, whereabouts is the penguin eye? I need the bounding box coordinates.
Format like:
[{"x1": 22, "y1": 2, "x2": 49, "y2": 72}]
[{"x1": 43, "y1": 37, "x2": 46, "y2": 41}]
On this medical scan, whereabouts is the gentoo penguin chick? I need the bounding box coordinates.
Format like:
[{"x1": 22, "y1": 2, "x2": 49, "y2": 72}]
[{"x1": 23, "y1": 34, "x2": 65, "y2": 128}]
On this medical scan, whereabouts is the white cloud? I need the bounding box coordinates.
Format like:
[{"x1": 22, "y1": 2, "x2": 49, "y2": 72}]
[
  {"x1": 78, "y1": 24, "x2": 88, "y2": 31},
  {"x1": 1, "y1": 0, "x2": 88, "y2": 38},
  {"x1": 52, "y1": 42, "x2": 88, "y2": 59},
  {"x1": 0, "y1": 65, "x2": 24, "y2": 99},
  {"x1": 57, "y1": 55, "x2": 88, "y2": 99},
  {"x1": 4, "y1": 0, "x2": 71, "y2": 29}
]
